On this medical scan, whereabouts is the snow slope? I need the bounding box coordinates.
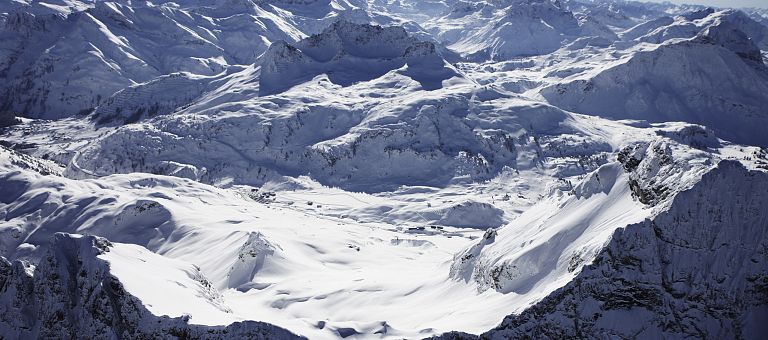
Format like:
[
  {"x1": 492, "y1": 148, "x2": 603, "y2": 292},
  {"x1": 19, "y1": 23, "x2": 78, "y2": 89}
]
[
  {"x1": 424, "y1": 0, "x2": 616, "y2": 60},
  {"x1": 449, "y1": 137, "x2": 715, "y2": 297},
  {"x1": 542, "y1": 9, "x2": 768, "y2": 147},
  {"x1": 1, "y1": 1, "x2": 768, "y2": 339},
  {"x1": 259, "y1": 20, "x2": 459, "y2": 95},
  {"x1": 471, "y1": 160, "x2": 768, "y2": 339},
  {"x1": 0, "y1": 0, "x2": 384, "y2": 118},
  {"x1": 3, "y1": 117, "x2": 766, "y2": 339},
  {"x1": 0, "y1": 233, "x2": 301, "y2": 339}
]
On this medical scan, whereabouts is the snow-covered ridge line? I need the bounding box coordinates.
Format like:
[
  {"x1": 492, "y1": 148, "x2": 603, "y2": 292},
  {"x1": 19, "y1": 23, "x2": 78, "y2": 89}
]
[
  {"x1": 259, "y1": 19, "x2": 460, "y2": 95},
  {"x1": 446, "y1": 134, "x2": 718, "y2": 312},
  {"x1": 541, "y1": 9, "x2": 768, "y2": 147},
  {"x1": 435, "y1": 159, "x2": 768, "y2": 338},
  {"x1": 0, "y1": 0, "x2": 357, "y2": 119},
  {"x1": 425, "y1": 0, "x2": 616, "y2": 60},
  {"x1": 2, "y1": 1, "x2": 768, "y2": 339}
]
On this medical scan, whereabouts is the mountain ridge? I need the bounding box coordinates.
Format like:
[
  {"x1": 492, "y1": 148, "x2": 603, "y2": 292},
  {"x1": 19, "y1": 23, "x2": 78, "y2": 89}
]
[{"x1": 1, "y1": 0, "x2": 767, "y2": 339}]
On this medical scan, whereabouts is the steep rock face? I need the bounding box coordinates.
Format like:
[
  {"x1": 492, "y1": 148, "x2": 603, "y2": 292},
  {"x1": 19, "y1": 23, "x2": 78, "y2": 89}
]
[
  {"x1": 617, "y1": 139, "x2": 704, "y2": 207},
  {"x1": 0, "y1": 233, "x2": 302, "y2": 339},
  {"x1": 448, "y1": 137, "x2": 713, "y2": 297},
  {"x1": 446, "y1": 161, "x2": 768, "y2": 339},
  {"x1": 0, "y1": 257, "x2": 35, "y2": 336}
]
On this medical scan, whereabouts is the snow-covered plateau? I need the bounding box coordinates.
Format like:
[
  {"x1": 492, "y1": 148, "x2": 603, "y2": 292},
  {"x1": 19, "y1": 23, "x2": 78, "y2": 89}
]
[{"x1": 1, "y1": 0, "x2": 767, "y2": 339}]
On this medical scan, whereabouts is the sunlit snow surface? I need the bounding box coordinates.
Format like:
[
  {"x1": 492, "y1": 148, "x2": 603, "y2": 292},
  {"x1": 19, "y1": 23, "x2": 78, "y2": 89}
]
[
  {"x1": 2, "y1": 0, "x2": 768, "y2": 339},
  {"x1": 3, "y1": 118, "x2": 764, "y2": 338}
]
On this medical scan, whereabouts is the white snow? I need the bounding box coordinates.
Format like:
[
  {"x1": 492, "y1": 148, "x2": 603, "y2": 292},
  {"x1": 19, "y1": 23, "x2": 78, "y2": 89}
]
[{"x1": 2, "y1": 0, "x2": 768, "y2": 339}]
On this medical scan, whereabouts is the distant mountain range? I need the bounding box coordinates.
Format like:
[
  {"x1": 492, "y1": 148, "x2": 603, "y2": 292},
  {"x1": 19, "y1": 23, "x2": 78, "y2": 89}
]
[{"x1": 1, "y1": 1, "x2": 767, "y2": 339}]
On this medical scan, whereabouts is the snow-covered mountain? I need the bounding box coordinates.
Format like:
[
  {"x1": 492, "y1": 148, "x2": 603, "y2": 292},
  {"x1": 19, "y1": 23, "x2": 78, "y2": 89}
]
[
  {"x1": 542, "y1": 9, "x2": 768, "y2": 146},
  {"x1": 1, "y1": 0, "x2": 767, "y2": 339},
  {"x1": 423, "y1": 0, "x2": 619, "y2": 60},
  {"x1": 0, "y1": 0, "x2": 379, "y2": 119},
  {"x1": 443, "y1": 159, "x2": 768, "y2": 339},
  {"x1": 747, "y1": 8, "x2": 768, "y2": 28},
  {"x1": 259, "y1": 20, "x2": 459, "y2": 94}
]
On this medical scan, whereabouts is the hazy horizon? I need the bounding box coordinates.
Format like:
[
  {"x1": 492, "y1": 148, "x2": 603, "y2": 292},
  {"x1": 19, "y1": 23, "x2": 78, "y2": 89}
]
[{"x1": 643, "y1": 0, "x2": 768, "y2": 9}]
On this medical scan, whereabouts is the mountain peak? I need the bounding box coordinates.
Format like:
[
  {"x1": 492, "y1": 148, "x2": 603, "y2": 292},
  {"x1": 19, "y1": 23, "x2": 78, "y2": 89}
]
[
  {"x1": 259, "y1": 20, "x2": 458, "y2": 94},
  {"x1": 2, "y1": 1, "x2": 768, "y2": 339}
]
